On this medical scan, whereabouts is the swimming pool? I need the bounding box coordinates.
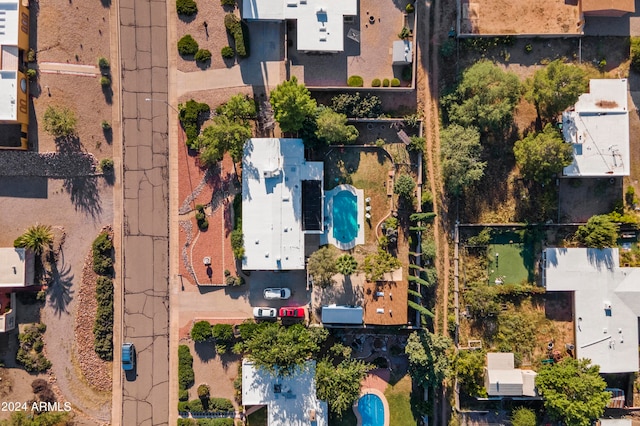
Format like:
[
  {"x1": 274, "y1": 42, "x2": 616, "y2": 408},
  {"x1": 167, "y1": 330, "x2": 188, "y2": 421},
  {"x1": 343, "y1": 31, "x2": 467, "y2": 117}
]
[
  {"x1": 357, "y1": 393, "x2": 385, "y2": 426},
  {"x1": 332, "y1": 190, "x2": 358, "y2": 244}
]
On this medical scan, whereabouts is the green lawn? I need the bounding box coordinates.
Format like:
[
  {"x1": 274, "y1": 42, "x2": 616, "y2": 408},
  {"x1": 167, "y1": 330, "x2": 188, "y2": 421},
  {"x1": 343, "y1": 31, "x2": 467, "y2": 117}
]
[
  {"x1": 246, "y1": 406, "x2": 267, "y2": 426},
  {"x1": 385, "y1": 375, "x2": 418, "y2": 426},
  {"x1": 487, "y1": 242, "x2": 533, "y2": 284}
]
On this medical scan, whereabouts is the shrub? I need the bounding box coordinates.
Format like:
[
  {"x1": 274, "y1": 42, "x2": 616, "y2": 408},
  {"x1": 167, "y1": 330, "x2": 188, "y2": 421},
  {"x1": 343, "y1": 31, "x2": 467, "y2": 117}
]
[
  {"x1": 191, "y1": 320, "x2": 212, "y2": 342},
  {"x1": 100, "y1": 158, "x2": 114, "y2": 173},
  {"x1": 331, "y1": 92, "x2": 382, "y2": 118},
  {"x1": 632, "y1": 37, "x2": 640, "y2": 73},
  {"x1": 347, "y1": 75, "x2": 363, "y2": 87},
  {"x1": 176, "y1": 0, "x2": 198, "y2": 15},
  {"x1": 406, "y1": 2, "x2": 415, "y2": 12},
  {"x1": 225, "y1": 275, "x2": 244, "y2": 286},
  {"x1": 101, "y1": 120, "x2": 111, "y2": 130},
  {"x1": 92, "y1": 231, "x2": 114, "y2": 276},
  {"x1": 178, "y1": 345, "x2": 195, "y2": 390},
  {"x1": 524, "y1": 43, "x2": 533, "y2": 53},
  {"x1": 221, "y1": 46, "x2": 234, "y2": 58},
  {"x1": 194, "y1": 49, "x2": 212, "y2": 63},
  {"x1": 212, "y1": 324, "x2": 234, "y2": 343},
  {"x1": 511, "y1": 407, "x2": 536, "y2": 426},
  {"x1": 394, "y1": 173, "x2": 416, "y2": 199},
  {"x1": 230, "y1": 229, "x2": 244, "y2": 259},
  {"x1": 16, "y1": 324, "x2": 51, "y2": 373},
  {"x1": 398, "y1": 27, "x2": 411, "y2": 39},
  {"x1": 402, "y1": 65, "x2": 412, "y2": 81},
  {"x1": 199, "y1": 219, "x2": 209, "y2": 230},
  {"x1": 391, "y1": 78, "x2": 401, "y2": 87},
  {"x1": 179, "y1": 99, "x2": 210, "y2": 148},
  {"x1": 371, "y1": 78, "x2": 381, "y2": 87},
  {"x1": 178, "y1": 398, "x2": 234, "y2": 414},
  {"x1": 43, "y1": 106, "x2": 77, "y2": 138},
  {"x1": 26, "y1": 68, "x2": 36, "y2": 80},
  {"x1": 178, "y1": 35, "x2": 199, "y2": 56},
  {"x1": 382, "y1": 78, "x2": 390, "y2": 87},
  {"x1": 221, "y1": 0, "x2": 235, "y2": 5},
  {"x1": 440, "y1": 38, "x2": 455, "y2": 58},
  {"x1": 197, "y1": 384, "x2": 210, "y2": 399},
  {"x1": 179, "y1": 389, "x2": 189, "y2": 401},
  {"x1": 224, "y1": 14, "x2": 249, "y2": 57},
  {"x1": 626, "y1": 186, "x2": 637, "y2": 206},
  {"x1": 98, "y1": 57, "x2": 110, "y2": 69},
  {"x1": 100, "y1": 76, "x2": 111, "y2": 86},
  {"x1": 27, "y1": 48, "x2": 36, "y2": 62}
]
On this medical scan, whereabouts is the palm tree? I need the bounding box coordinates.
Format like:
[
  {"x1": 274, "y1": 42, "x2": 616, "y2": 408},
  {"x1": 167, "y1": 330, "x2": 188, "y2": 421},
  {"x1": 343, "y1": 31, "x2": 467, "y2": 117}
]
[
  {"x1": 14, "y1": 224, "x2": 53, "y2": 256},
  {"x1": 335, "y1": 254, "x2": 358, "y2": 276}
]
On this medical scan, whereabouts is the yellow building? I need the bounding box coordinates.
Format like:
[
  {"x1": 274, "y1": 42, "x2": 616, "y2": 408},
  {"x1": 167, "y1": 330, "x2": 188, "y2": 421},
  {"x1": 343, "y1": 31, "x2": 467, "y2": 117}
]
[{"x1": 0, "y1": 0, "x2": 29, "y2": 150}]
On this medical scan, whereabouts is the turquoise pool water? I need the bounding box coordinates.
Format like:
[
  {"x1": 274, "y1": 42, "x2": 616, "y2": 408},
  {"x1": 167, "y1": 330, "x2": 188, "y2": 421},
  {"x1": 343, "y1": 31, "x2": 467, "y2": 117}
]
[
  {"x1": 358, "y1": 393, "x2": 384, "y2": 426},
  {"x1": 332, "y1": 190, "x2": 358, "y2": 244}
]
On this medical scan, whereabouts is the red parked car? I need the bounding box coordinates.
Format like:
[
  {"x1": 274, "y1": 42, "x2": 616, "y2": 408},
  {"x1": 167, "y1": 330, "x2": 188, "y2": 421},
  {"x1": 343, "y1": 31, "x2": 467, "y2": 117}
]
[{"x1": 279, "y1": 307, "x2": 305, "y2": 318}]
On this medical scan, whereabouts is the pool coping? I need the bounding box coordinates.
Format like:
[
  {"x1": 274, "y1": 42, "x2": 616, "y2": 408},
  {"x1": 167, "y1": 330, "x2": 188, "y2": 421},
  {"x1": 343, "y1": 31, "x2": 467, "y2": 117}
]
[
  {"x1": 320, "y1": 184, "x2": 365, "y2": 250},
  {"x1": 352, "y1": 388, "x2": 390, "y2": 426}
]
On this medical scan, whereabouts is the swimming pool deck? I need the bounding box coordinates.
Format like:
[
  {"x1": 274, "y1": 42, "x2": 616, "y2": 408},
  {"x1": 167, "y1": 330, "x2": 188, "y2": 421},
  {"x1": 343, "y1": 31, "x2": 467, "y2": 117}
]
[
  {"x1": 353, "y1": 388, "x2": 390, "y2": 426},
  {"x1": 320, "y1": 184, "x2": 365, "y2": 250}
]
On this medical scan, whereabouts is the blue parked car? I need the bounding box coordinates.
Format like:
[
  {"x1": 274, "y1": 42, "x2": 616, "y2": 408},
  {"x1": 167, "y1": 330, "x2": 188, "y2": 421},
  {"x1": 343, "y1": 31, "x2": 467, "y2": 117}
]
[{"x1": 122, "y1": 343, "x2": 136, "y2": 371}]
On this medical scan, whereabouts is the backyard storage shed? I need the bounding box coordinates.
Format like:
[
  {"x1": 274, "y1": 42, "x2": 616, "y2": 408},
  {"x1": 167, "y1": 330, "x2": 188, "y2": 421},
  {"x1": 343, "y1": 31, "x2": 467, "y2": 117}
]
[
  {"x1": 321, "y1": 305, "x2": 363, "y2": 325},
  {"x1": 392, "y1": 40, "x2": 413, "y2": 65},
  {"x1": 484, "y1": 353, "x2": 538, "y2": 397}
]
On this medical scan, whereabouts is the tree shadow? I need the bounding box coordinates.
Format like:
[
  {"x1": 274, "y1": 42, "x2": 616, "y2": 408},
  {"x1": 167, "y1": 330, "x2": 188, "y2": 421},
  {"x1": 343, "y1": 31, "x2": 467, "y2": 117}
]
[
  {"x1": 63, "y1": 176, "x2": 103, "y2": 219},
  {"x1": 100, "y1": 0, "x2": 111, "y2": 7},
  {"x1": 46, "y1": 251, "x2": 74, "y2": 317},
  {"x1": 103, "y1": 127, "x2": 113, "y2": 144},
  {"x1": 196, "y1": 60, "x2": 211, "y2": 70},
  {"x1": 194, "y1": 341, "x2": 216, "y2": 362},
  {"x1": 55, "y1": 135, "x2": 82, "y2": 154},
  {"x1": 178, "y1": 13, "x2": 196, "y2": 23},
  {"x1": 102, "y1": 85, "x2": 113, "y2": 105}
]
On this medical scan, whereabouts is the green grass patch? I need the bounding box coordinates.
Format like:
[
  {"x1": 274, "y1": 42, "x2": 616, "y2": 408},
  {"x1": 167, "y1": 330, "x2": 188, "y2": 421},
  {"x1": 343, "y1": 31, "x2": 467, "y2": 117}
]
[
  {"x1": 487, "y1": 242, "x2": 533, "y2": 284},
  {"x1": 385, "y1": 375, "x2": 418, "y2": 426}
]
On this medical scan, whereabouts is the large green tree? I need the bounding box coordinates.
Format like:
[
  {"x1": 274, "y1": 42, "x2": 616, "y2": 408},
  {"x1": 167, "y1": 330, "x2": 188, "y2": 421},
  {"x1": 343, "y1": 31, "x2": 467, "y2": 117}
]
[
  {"x1": 535, "y1": 358, "x2": 610, "y2": 426},
  {"x1": 218, "y1": 94, "x2": 256, "y2": 120},
  {"x1": 526, "y1": 60, "x2": 588, "y2": 122},
  {"x1": 574, "y1": 214, "x2": 619, "y2": 248},
  {"x1": 315, "y1": 108, "x2": 359, "y2": 144},
  {"x1": 393, "y1": 174, "x2": 416, "y2": 200},
  {"x1": 269, "y1": 77, "x2": 317, "y2": 133},
  {"x1": 442, "y1": 60, "x2": 521, "y2": 132},
  {"x1": 362, "y1": 248, "x2": 401, "y2": 281},
  {"x1": 440, "y1": 124, "x2": 486, "y2": 195},
  {"x1": 405, "y1": 331, "x2": 453, "y2": 389},
  {"x1": 308, "y1": 247, "x2": 337, "y2": 288},
  {"x1": 315, "y1": 357, "x2": 372, "y2": 415},
  {"x1": 513, "y1": 123, "x2": 573, "y2": 185},
  {"x1": 198, "y1": 115, "x2": 252, "y2": 167},
  {"x1": 13, "y1": 224, "x2": 53, "y2": 256},
  {"x1": 240, "y1": 323, "x2": 326, "y2": 376},
  {"x1": 453, "y1": 349, "x2": 487, "y2": 397}
]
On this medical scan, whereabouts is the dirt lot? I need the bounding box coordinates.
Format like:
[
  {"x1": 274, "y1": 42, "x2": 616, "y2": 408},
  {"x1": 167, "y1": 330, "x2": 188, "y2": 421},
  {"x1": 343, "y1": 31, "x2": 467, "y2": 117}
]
[{"x1": 460, "y1": 0, "x2": 582, "y2": 35}]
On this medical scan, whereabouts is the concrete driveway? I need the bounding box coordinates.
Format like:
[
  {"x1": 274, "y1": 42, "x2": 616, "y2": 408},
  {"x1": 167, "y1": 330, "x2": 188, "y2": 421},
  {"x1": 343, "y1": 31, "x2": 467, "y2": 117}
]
[
  {"x1": 584, "y1": 1, "x2": 640, "y2": 35},
  {"x1": 245, "y1": 270, "x2": 310, "y2": 308}
]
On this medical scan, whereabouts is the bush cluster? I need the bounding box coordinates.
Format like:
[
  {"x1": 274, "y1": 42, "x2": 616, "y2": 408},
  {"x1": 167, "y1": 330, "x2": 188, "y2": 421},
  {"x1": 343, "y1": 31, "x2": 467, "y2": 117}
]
[
  {"x1": 347, "y1": 75, "x2": 363, "y2": 87},
  {"x1": 212, "y1": 324, "x2": 234, "y2": 353},
  {"x1": 31, "y1": 379, "x2": 56, "y2": 405},
  {"x1": 27, "y1": 48, "x2": 36, "y2": 62},
  {"x1": 178, "y1": 35, "x2": 199, "y2": 56},
  {"x1": 330, "y1": 92, "x2": 382, "y2": 118},
  {"x1": 190, "y1": 320, "x2": 212, "y2": 342},
  {"x1": 179, "y1": 99, "x2": 211, "y2": 149},
  {"x1": 16, "y1": 324, "x2": 51, "y2": 373},
  {"x1": 230, "y1": 229, "x2": 244, "y2": 259},
  {"x1": 224, "y1": 14, "x2": 249, "y2": 57},
  {"x1": 178, "y1": 344, "x2": 195, "y2": 391},
  {"x1": 100, "y1": 158, "x2": 114, "y2": 173},
  {"x1": 194, "y1": 49, "x2": 212, "y2": 63},
  {"x1": 225, "y1": 275, "x2": 244, "y2": 286},
  {"x1": 178, "y1": 397, "x2": 234, "y2": 414},
  {"x1": 98, "y1": 57, "x2": 110, "y2": 69},
  {"x1": 94, "y1": 276, "x2": 114, "y2": 360},
  {"x1": 176, "y1": 0, "x2": 198, "y2": 15},
  {"x1": 195, "y1": 204, "x2": 209, "y2": 230},
  {"x1": 92, "y1": 231, "x2": 114, "y2": 276}
]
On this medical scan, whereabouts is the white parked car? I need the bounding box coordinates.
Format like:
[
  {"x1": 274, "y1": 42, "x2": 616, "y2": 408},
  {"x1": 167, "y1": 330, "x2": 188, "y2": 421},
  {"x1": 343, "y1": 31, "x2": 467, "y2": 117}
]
[
  {"x1": 263, "y1": 288, "x2": 291, "y2": 300},
  {"x1": 253, "y1": 307, "x2": 277, "y2": 319}
]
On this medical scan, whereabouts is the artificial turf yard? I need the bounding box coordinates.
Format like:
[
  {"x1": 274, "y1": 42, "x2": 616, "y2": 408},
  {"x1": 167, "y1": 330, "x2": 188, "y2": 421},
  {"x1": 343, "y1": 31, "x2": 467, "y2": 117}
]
[{"x1": 487, "y1": 243, "x2": 533, "y2": 284}]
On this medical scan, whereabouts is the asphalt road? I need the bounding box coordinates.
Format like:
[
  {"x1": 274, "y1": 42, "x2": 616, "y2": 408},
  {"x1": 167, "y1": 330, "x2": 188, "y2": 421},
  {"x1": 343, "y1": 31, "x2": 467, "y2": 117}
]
[{"x1": 119, "y1": 0, "x2": 170, "y2": 423}]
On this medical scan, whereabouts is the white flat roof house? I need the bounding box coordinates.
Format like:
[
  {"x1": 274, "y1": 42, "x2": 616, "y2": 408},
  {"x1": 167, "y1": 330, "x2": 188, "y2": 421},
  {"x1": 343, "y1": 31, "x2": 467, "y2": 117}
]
[
  {"x1": 562, "y1": 79, "x2": 629, "y2": 177},
  {"x1": 0, "y1": 247, "x2": 34, "y2": 288},
  {"x1": 484, "y1": 353, "x2": 537, "y2": 397},
  {"x1": 242, "y1": 138, "x2": 323, "y2": 270},
  {"x1": 242, "y1": 359, "x2": 328, "y2": 426},
  {"x1": 543, "y1": 248, "x2": 640, "y2": 373},
  {"x1": 242, "y1": 0, "x2": 357, "y2": 52}
]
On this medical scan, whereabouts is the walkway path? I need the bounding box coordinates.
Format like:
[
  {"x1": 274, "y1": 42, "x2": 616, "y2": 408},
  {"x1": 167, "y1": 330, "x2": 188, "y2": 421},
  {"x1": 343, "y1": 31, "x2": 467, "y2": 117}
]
[{"x1": 38, "y1": 62, "x2": 101, "y2": 77}]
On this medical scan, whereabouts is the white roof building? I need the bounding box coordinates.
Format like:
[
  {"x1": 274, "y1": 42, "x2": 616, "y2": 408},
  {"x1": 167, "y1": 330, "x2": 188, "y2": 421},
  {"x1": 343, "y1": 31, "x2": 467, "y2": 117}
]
[
  {"x1": 242, "y1": 0, "x2": 357, "y2": 52},
  {"x1": 0, "y1": 247, "x2": 34, "y2": 288},
  {"x1": 242, "y1": 359, "x2": 328, "y2": 426},
  {"x1": 0, "y1": 0, "x2": 26, "y2": 122},
  {"x1": 562, "y1": 79, "x2": 629, "y2": 177},
  {"x1": 543, "y1": 248, "x2": 640, "y2": 373},
  {"x1": 484, "y1": 353, "x2": 537, "y2": 397},
  {"x1": 242, "y1": 138, "x2": 323, "y2": 270}
]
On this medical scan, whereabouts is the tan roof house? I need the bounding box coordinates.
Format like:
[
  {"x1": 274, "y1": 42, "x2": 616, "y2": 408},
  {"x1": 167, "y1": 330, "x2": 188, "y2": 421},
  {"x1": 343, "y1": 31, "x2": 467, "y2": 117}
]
[{"x1": 0, "y1": 247, "x2": 35, "y2": 333}]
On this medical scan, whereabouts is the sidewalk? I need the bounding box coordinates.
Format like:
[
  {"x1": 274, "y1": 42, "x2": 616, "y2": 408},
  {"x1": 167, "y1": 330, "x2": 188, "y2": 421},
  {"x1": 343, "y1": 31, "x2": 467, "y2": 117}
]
[{"x1": 38, "y1": 62, "x2": 101, "y2": 76}]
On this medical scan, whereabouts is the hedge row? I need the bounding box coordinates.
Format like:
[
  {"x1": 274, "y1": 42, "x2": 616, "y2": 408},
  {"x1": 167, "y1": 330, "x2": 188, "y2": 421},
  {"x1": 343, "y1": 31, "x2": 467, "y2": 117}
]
[
  {"x1": 177, "y1": 397, "x2": 234, "y2": 414},
  {"x1": 178, "y1": 345, "x2": 195, "y2": 390},
  {"x1": 224, "y1": 14, "x2": 249, "y2": 57},
  {"x1": 94, "y1": 276, "x2": 114, "y2": 361},
  {"x1": 177, "y1": 418, "x2": 234, "y2": 426},
  {"x1": 92, "y1": 231, "x2": 114, "y2": 276}
]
